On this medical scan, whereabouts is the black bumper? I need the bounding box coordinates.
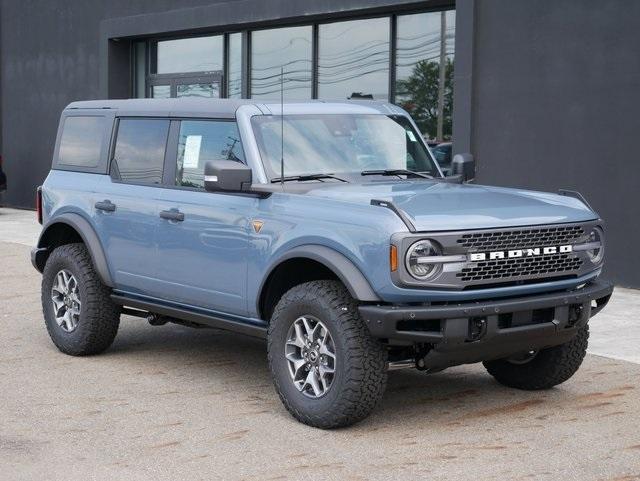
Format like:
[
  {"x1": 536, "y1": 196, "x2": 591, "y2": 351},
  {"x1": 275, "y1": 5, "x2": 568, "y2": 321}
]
[{"x1": 359, "y1": 280, "x2": 613, "y2": 368}]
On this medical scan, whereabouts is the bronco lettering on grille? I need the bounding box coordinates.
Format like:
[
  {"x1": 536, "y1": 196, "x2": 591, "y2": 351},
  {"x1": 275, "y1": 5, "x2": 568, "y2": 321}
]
[{"x1": 469, "y1": 245, "x2": 573, "y2": 262}]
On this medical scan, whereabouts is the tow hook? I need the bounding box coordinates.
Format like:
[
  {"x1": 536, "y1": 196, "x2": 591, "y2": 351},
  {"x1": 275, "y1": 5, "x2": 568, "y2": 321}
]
[
  {"x1": 468, "y1": 317, "x2": 487, "y2": 341},
  {"x1": 567, "y1": 305, "x2": 584, "y2": 327}
]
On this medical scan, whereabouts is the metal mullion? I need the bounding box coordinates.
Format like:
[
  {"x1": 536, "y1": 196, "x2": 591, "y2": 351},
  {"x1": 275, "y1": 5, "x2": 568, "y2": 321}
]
[
  {"x1": 222, "y1": 32, "x2": 229, "y2": 98},
  {"x1": 244, "y1": 31, "x2": 251, "y2": 98},
  {"x1": 312, "y1": 23, "x2": 319, "y2": 99},
  {"x1": 389, "y1": 14, "x2": 397, "y2": 103}
]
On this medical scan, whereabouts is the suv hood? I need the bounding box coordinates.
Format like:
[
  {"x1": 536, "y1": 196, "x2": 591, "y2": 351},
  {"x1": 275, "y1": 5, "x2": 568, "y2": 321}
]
[{"x1": 303, "y1": 181, "x2": 598, "y2": 231}]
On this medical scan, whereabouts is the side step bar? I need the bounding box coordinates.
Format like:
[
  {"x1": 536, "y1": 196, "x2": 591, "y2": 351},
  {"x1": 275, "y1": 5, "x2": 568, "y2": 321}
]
[{"x1": 110, "y1": 294, "x2": 267, "y2": 339}]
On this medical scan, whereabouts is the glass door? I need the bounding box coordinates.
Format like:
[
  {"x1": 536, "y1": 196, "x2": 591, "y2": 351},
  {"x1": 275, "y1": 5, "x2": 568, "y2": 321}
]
[
  {"x1": 149, "y1": 72, "x2": 222, "y2": 98},
  {"x1": 176, "y1": 75, "x2": 221, "y2": 98}
]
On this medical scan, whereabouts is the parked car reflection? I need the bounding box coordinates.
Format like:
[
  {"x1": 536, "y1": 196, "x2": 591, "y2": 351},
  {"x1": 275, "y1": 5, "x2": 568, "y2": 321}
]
[{"x1": 430, "y1": 142, "x2": 452, "y2": 174}]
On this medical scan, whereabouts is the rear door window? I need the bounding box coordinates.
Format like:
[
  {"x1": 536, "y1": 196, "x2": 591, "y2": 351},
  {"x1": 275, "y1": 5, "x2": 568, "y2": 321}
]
[
  {"x1": 58, "y1": 116, "x2": 106, "y2": 168},
  {"x1": 175, "y1": 120, "x2": 245, "y2": 189},
  {"x1": 111, "y1": 119, "x2": 170, "y2": 185}
]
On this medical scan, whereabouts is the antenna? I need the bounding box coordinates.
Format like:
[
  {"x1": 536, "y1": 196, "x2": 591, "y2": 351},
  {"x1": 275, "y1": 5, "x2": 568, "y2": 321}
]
[{"x1": 280, "y1": 66, "x2": 284, "y2": 188}]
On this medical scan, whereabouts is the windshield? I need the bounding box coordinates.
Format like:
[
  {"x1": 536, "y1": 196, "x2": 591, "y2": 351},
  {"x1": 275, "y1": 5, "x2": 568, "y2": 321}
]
[{"x1": 251, "y1": 114, "x2": 440, "y2": 180}]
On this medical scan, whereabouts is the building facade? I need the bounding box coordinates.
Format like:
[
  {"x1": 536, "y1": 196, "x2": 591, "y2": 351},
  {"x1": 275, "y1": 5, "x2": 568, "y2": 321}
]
[{"x1": 0, "y1": 0, "x2": 638, "y2": 287}]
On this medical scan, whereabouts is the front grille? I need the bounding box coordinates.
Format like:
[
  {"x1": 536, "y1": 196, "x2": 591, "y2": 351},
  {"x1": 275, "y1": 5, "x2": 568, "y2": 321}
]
[
  {"x1": 456, "y1": 253, "x2": 583, "y2": 282},
  {"x1": 454, "y1": 224, "x2": 587, "y2": 284},
  {"x1": 457, "y1": 225, "x2": 584, "y2": 251}
]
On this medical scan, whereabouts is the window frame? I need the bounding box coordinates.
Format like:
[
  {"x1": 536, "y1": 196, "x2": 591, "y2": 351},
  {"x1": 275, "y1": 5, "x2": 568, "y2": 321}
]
[
  {"x1": 108, "y1": 116, "x2": 172, "y2": 187},
  {"x1": 52, "y1": 110, "x2": 116, "y2": 174}
]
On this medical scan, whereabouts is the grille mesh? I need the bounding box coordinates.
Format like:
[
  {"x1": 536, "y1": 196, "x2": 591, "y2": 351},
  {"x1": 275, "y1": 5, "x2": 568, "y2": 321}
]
[
  {"x1": 456, "y1": 254, "x2": 583, "y2": 282},
  {"x1": 455, "y1": 224, "x2": 586, "y2": 283},
  {"x1": 457, "y1": 225, "x2": 584, "y2": 251}
]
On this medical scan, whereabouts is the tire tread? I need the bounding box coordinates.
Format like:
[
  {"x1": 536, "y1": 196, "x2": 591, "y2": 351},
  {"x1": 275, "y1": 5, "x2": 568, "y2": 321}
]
[
  {"x1": 268, "y1": 280, "x2": 387, "y2": 428},
  {"x1": 42, "y1": 243, "x2": 120, "y2": 356},
  {"x1": 483, "y1": 326, "x2": 589, "y2": 390}
]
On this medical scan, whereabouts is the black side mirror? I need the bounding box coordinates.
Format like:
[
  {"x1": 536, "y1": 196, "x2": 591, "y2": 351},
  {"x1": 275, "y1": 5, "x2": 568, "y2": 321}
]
[
  {"x1": 451, "y1": 153, "x2": 476, "y2": 183},
  {"x1": 204, "y1": 160, "x2": 252, "y2": 193}
]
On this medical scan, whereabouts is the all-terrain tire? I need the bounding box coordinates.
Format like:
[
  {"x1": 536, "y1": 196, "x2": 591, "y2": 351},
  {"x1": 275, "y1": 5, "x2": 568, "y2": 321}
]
[
  {"x1": 42, "y1": 243, "x2": 120, "y2": 356},
  {"x1": 268, "y1": 280, "x2": 387, "y2": 429},
  {"x1": 483, "y1": 326, "x2": 589, "y2": 390}
]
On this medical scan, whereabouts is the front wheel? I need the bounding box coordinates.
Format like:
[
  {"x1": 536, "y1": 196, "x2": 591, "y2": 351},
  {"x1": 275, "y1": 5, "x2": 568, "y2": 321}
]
[
  {"x1": 267, "y1": 280, "x2": 387, "y2": 429},
  {"x1": 483, "y1": 325, "x2": 589, "y2": 390}
]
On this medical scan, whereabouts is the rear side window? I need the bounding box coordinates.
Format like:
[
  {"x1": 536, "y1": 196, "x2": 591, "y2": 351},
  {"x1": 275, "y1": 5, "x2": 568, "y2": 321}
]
[
  {"x1": 176, "y1": 120, "x2": 245, "y2": 189},
  {"x1": 111, "y1": 119, "x2": 170, "y2": 184},
  {"x1": 58, "y1": 116, "x2": 105, "y2": 168}
]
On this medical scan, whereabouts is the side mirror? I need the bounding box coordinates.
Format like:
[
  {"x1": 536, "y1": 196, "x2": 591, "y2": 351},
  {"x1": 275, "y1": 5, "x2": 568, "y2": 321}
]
[
  {"x1": 204, "y1": 160, "x2": 252, "y2": 193},
  {"x1": 451, "y1": 153, "x2": 476, "y2": 183}
]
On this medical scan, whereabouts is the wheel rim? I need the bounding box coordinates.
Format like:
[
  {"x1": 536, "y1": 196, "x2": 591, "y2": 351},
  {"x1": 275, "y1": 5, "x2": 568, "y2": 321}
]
[
  {"x1": 507, "y1": 350, "x2": 538, "y2": 365},
  {"x1": 51, "y1": 269, "x2": 81, "y2": 333},
  {"x1": 285, "y1": 316, "x2": 336, "y2": 399}
]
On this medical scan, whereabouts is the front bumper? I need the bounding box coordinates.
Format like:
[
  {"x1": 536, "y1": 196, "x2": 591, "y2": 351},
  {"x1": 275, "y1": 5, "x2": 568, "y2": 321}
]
[{"x1": 359, "y1": 279, "x2": 613, "y2": 369}]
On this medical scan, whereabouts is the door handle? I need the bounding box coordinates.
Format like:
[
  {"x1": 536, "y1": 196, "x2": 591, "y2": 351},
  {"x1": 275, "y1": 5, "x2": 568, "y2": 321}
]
[
  {"x1": 160, "y1": 209, "x2": 185, "y2": 222},
  {"x1": 95, "y1": 200, "x2": 116, "y2": 212}
]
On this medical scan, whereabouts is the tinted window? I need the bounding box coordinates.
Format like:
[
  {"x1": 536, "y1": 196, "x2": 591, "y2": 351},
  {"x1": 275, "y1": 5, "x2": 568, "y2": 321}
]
[
  {"x1": 251, "y1": 26, "x2": 312, "y2": 100},
  {"x1": 112, "y1": 119, "x2": 169, "y2": 184},
  {"x1": 58, "y1": 116, "x2": 105, "y2": 168},
  {"x1": 318, "y1": 18, "x2": 390, "y2": 100},
  {"x1": 176, "y1": 120, "x2": 245, "y2": 189}
]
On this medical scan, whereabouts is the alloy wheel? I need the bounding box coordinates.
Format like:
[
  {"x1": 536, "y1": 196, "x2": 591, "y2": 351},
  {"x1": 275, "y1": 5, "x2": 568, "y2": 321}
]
[
  {"x1": 50, "y1": 269, "x2": 81, "y2": 333},
  {"x1": 285, "y1": 315, "x2": 336, "y2": 398}
]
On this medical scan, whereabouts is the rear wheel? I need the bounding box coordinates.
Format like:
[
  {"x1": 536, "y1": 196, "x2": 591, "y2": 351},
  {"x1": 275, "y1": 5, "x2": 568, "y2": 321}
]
[
  {"x1": 483, "y1": 326, "x2": 589, "y2": 390},
  {"x1": 42, "y1": 243, "x2": 120, "y2": 356},
  {"x1": 268, "y1": 280, "x2": 387, "y2": 428}
]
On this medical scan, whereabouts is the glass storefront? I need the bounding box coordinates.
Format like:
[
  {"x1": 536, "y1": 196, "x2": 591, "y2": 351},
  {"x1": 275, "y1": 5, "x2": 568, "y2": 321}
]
[
  {"x1": 396, "y1": 11, "x2": 455, "y2": 141},
  {"x1": 134, "y1": 8, "x2": 455, "y2": 140},
  {"x1": 156, "y1": 36, "x2": 223, "y2": 74},
  {"x1": 227, "y1": 33, "x2": 243, "y2": 99},
  {"x1": 251, "y1": 26, "x2": 313, "y2": 100},
  {"x1": 318, "y1": 18, "x2": 390, "y2": 100}
]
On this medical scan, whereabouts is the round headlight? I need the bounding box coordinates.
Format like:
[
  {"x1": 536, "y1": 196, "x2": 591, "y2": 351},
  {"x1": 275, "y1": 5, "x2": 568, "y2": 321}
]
[
  {"x1": 405, "y1": 239, "x2": 442, "y2": 280},
  {"x1": 585, "y1": 227, "x2": 604, "y2": 264}
]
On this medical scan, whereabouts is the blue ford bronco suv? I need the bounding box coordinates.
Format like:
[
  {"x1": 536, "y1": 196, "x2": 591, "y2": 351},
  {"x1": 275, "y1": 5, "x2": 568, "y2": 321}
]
[{"x1": 33, "y1": 99, "x2": 613, "y2": 428}]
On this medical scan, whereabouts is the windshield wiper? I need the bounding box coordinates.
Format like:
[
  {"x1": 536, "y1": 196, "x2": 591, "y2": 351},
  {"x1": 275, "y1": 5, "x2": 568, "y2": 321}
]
[
  {"x1": 361, "y1": 169, "x2": 434, "y2": 179},
  {"x1": 271, "y1": 173, "x2": 348, "y2": 183}
]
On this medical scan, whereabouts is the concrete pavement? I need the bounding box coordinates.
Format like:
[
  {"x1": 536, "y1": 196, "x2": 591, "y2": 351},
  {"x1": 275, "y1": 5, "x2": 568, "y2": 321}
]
[{"x1": 1, "y1": 207, "x2": 639, "y2": 480}]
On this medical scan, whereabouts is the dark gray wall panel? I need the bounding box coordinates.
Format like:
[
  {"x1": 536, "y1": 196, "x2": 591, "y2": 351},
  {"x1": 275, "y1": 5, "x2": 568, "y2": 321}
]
[
  {"x1": 0, "y1": 0, "x2": 227, "y2": 209},
  {"x1": 471, "y1": 0, "x2": 640, "y2": 286}
]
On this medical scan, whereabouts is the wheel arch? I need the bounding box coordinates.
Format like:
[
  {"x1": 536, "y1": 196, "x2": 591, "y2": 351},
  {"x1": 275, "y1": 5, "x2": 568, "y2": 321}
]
[
  {"x1": 257, "y1": 245, "x2": 380, "y2": 321},
  {"x1": 33, "y1": 213, "x2": 113, "y2": 287}
]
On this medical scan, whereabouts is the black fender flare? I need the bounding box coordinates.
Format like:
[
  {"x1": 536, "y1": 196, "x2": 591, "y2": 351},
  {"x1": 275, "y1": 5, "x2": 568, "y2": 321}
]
[
  {"x1": 35, "y1": 213, "x2": 113, "y2": 287},
  {"x1": 257, "y1": 245, "x2": 381, "y2": 313}
]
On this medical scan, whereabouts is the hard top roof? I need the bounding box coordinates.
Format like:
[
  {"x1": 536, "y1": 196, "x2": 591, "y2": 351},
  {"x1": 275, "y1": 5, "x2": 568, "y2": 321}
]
[{"x1": 64, "y1": 98, "x2": 406, "y2": 118}]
